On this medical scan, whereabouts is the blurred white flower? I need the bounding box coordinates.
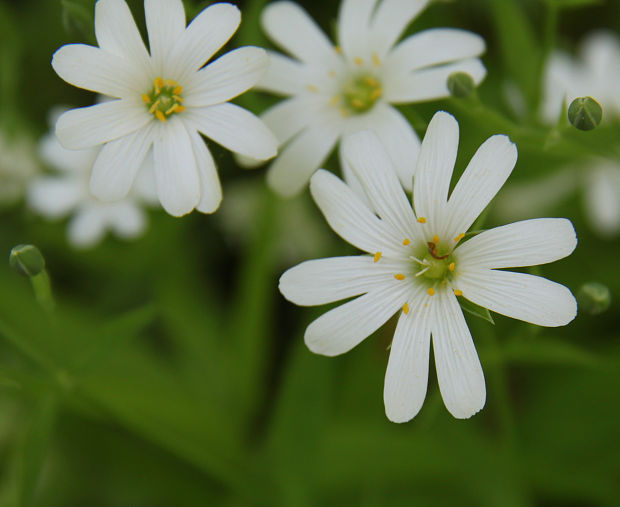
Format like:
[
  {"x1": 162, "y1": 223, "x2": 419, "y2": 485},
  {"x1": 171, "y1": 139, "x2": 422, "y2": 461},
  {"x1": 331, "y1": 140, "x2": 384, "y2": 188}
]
[
  {"x1": 28, "y1": 129, "x2": 157, "y2": 249},
  {"x1": 538, "y1": 31, "x2": 620, "y2": 237},
  {"x1": 51, "y1": 0, "x2": 277, "y2": 217},
  {"x1": 0, "y1": 131, "x2": 39, "y2": 207},
  {"x1": 279, "y1": 113, "x2": 577, "y2": 422},
  {"x1": 246, "y1": 0, "x2": 486, "y2": 196}
]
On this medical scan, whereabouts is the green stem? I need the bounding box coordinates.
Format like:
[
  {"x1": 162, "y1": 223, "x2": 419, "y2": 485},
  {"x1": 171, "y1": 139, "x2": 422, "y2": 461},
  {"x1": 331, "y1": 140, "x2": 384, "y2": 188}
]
[{"x1": 29, "y1": 271, "x2": 54, "y2": 314}]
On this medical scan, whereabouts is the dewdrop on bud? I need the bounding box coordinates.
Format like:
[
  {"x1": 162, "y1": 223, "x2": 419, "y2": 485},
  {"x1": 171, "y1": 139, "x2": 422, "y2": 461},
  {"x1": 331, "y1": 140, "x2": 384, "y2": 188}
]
[
  {"x1": 447, "y1": 72, "x2": 475, "y2": 98},
  {"x1": 577, "y1": 282, "x2": 611, "y2": 315},
  {"x1": 568, "y1": 97, "x2": 602, "y2": 131},
  {"x1": 9, "y1": 244, "x2": 45, "y2": 277}
]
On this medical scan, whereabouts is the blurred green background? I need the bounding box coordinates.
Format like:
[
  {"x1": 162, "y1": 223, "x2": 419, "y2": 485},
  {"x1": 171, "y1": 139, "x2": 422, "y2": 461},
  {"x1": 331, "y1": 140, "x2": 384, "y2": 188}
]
[{"x1": 0, "y1": 0, "x2": 619, "y2": 505}]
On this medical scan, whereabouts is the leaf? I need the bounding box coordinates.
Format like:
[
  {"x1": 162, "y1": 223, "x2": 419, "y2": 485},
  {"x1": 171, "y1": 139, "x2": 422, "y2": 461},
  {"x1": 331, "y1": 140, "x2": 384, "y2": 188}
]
[
  {"x1": 458, "y1": 297, "x2": 495, "y2": 325},
  {"x1": 60, "y1": 0, "x2": 95, "y2": 42},
  {"x1": 545, "y1": 0, "x2": 603, "y2": 7}
]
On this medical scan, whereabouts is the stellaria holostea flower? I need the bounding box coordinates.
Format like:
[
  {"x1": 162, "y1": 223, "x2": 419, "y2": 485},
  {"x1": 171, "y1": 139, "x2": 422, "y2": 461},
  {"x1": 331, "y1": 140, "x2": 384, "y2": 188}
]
[
  {"x1": 279, "y1": 112, "x2": 578, "y2": 421},
  {"x1": 245, "y1": 0, "x2": 486, "y2": 196},
  {"x1": 52, "y1": 0, "x2": 278, "y2": 217},
  {"x1": 28, "y1": 125, "x2": 157, "y2": 248}
]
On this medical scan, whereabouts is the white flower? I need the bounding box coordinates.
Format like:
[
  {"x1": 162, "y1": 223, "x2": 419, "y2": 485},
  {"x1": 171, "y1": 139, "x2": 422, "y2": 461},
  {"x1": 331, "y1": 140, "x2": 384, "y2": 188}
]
[
  {"x1": 279, "y1": 112, "x2": 577, "y2": 422},
  {"x1": 0, "y1": 131, "x2": 39, "y2": 207},
  {"x1": 246, "y1": 0, "x2": 486, "y2": 197},
  {"x1": 28, "y1": 129, "x2": 157, "y2": 249},
  {"x1": 51, "y1": 0, "x2": 278, "y2": 217},
  {"x1": 540, "y1": 31, "x2": 620, "y2": 236},
  {"x1": 542, "y1": 30, "x2": 620, "y2": 123}
]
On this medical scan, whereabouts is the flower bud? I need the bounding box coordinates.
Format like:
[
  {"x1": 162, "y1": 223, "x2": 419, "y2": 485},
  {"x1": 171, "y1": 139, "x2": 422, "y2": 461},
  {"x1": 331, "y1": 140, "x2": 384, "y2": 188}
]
[
  {"x1": 447, "y1": 72, "x2": 475, "y2": 98},
  {"x1": 577, "y1": 282, "x2": 611, "y2": 315},
  {"x1": 9, "y1": 244, "x2": 45, "y2": 277},
  {"x1": 568, "y1": 97, "x2": 602, "y2": 131}
]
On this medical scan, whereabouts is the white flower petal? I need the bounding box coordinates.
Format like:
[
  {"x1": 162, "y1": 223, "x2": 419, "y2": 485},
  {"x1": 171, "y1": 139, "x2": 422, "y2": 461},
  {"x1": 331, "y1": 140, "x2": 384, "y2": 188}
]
[
  {"x1": 89, "y1": 123, "x2": 154, "y2": 201},
  {"x1": 584, "y1": 165, "x2": 620, "y2": 236},
  {"x1": 432, "y1": 290, "x2": 486, "y2": 419},
  {"x1": 259, "y1": 97, "x2": 318, "y2": 146},
  {"x1": 342, "y1": 130, "x2": 419, "y2": 242},
  {"x1": 413, "y1": 111, "x2": 459, "y2": 229},
  {"x1": 310, "y1": 169, "x2": 402, "y2": 256},
  {"x1": 107, "y1": 202, "x2": 147, "y2": 239},
  {"x1": 338, "y1": 0, "x2": 377, "y2": 60},
  {"x1": 267, "y1": 122, "x2": 341, "y2": 197},
  {"x1": 52, "y1": 44, "x2": 146, "y2": 97},
  {"x1": 152, "y1": 119, "x2": 200, "y2": 216},
  {"x1": 55, "y1": 100, "x2": 151, "y2": 150},
  {"x1": 38, "y1": 133, "x2": 97, "y2": 173},
  {"x1": 442, "y1": 134, "x2": 517, "y2": 239},
  {"x1": 255, "y1": 51, "x2": 306, "y2": 96},
  {"x1": 187, "y1": 103, "x2": 278, "y2": 160},
  {"x1": 144, "y1": 0, "x2": 186, "y2": 75},
  {"x1": 367, "y1": 103, "x2": 421, "y2": 192},
  {"x1": 456, "y1": 269, "x2": 577, "y2": 327},
  {"x1": 185, "y1": 47, "x2": 268, "y2": 108},
  {"x1": 456, "y1": 218, "x2": 577, "y2": 270},
  {"x1": 261, "y1": 2, "x2": 339, "y2": 66},
  {"x1": 386, "y1": 28, "x2": 486, "y2": 74},
  {"x1": 279, "y1": 255, "x2": 403, "y2": 306},
  {"x1": 188, "y1": 129, "x2": 222, "y2": 214},
  {"x1": 384, "y1": 292, "x2": 431, "y2": 423},
  {"x1": 169, "y1": 3, "x2": 241, "y2": 82},
  {"x1": 94, "y1": 0, "x2": 151, "y2": 73},
  {"x1": 67, "y1": 206, "x2": 107, "y2": 248},
  {"x1": 384, "y1": 58, "x2": 486, "y2": 104},
  {"x1": 305, "y1": 282, "x2": 407, "y2": 356},
  {"x1": 27, "y1": 177, "x2": 82, "y2": 218},
  {"x1": 370, "y1": 0, "x2": 428, "y2": 58}
]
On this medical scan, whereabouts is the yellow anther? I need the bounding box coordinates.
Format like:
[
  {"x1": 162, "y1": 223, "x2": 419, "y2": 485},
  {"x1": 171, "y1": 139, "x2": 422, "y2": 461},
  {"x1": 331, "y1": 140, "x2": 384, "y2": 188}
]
[
  {"x1": 172, "y1": 95, "x2": 184, "y2": 103},
  {"x1": 394, "y1": 274, "x2": 406, "y2": 281},
  {"x1": 372, "y1": 52, "x2": 381, "y2": 66},
  {"x1": 351, "y1": 98, "x2": 364, "y2": 109},
  {"x1": 402, "y1": 303, "x2": 410, "y2": 314},
  {"x1": 453, "y1": 289, "x2": 463, "y2": 297},
  {"x1": 427, "y1": 288, "x2": 435, "y2": 296},
  {"x1": 329, "y1": 95, "x2": 340, "y2": 107},
  {"x1": 403, "y1": 238, "x2": 410, "y2": 246},
  {"x1": 165, "y1": 79, "x2": 178, "y2": 87},
  {"x1": 339, "y1": 107, "x2": 350, "y2": 118},
  {"x1": 449, "y1": 262, "x2": 455, "y2": 271},
  {"x1": 165, "y1": 104, "x2": 186, "y2": 115},
  {"x1": 417, "y1": 217, "x2": 427, "y2": 224},
  {"x1": 154, "y1": 77, "x2": 164, "y2": 92},
  {"x1": 306, "y1": 84, "x2": 319, "y2": 93},
  {"x1": 353, "y1": 57, "x2": 364, "y2": 66},
  {"x1": 454, "y1": 233, "x2": 465, "y2": 243},
  {"x1": 373, "y1": 252, "x2": 382, "y2": 263},
  {"x1": 148, "y1": 100, "x2": 161, "y2": 114},
  {"x1": 155, "y1": 110, "x2": 166, "y2": 122},
  {"x1": 328, "y1": 70, "x2": 336, "y2": 78},
  {"x1": 173, "y1": 85, "x2": 183, "y2": 95},
  {"x1": 370, "y1": 88, "x2": 382, "y2": 100},
  {"x1": 432, "y1": 235, "x2": 439, "y2": 244},
  {"x1": 364, "y1": 76, "x2": 378, "y2": 87},
  {"x1": 142, "y1": 94, "x2": 151, "y2": 104},
  {"x1": 334, "y1": 46, "x2": 342, "y2": 54}
]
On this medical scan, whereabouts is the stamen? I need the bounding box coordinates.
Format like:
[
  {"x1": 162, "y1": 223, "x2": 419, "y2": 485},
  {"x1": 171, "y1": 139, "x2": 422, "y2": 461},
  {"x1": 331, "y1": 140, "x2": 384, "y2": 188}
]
[
  {"x1": 453, "y1": 289, "x2": 463, "y2": 296},
  {"x1": 329, "y1": 95, "x2": 340, "y2": 107},
  {"x1": 394, "y1": 274, "x2": 406, "y2": 281},
  {"x1": 142, "y1": 94, "x2": 151, "y2": 104},
  {"x1": 370, "y1": 88, "x2": 382, "y2": 100},
  {"x1": 145, "y1": 77, "x2": 185, "y2": 120},
  {"x1": 402, "y1": 238, "x2": 410, "y2": 246},
  {"x1": 353, "y1": 57, "x2": 364, "y2": 65},
  {"x1": 339, "y1": 107, "x2": 350, "y2": 118},
  {"x1": 427, "y1": 288, "x2": 435, "y2": 296},
  {"x1": 415, "y1": 266, "x2": 430, "y2": 277},
  {"x1": 164, "y1": 79, "x2": 178, "y2": 87},
  {"x1": 306, "y1": 84, "x2": 319, "y2": 93},
  {"x1": 402, "y1": 302, "x2": 410, "y2": 314},
  {"x1": 454, "y1": 233, "x2": 465, "y2": 243},
  {"x1": 155, "y1": 110, "x2": 166, "y2": 123},
  {"x1": 334, "y1": 46, "x2": 342, "y2": 54},
  {"x1": 371, "y1": 52, "x2": 381, "y2": 66},
  {"x1": 328, "y1": 70, "x2": 336, "y2": 78},
  {"x1": 149, "y1": 100, "x2": 161, "y2": 114},
  {"x1": 449, "y1": 262, "x2": 455, "y2": 271},
  {"x1": 364, "y1": 76, "x2": 378, "y2": 87},
  {"x1": 172, "y1": 95, "x2": 184, "y2": 103},
  {"x1": 373, "y1": 252, "x2": 382, "y2": 263},
  {"x1": 433, "y1": 235, "x2": 439, "y2": 244},
  {"x1": 351, "y1": 98, "x2": 364, "y2": 109},
  {"x1": 417, "y1": 217, "x2": 427, "y2": 224},
  {"x1": 165, "y1": 104, "x2": 185, "y2": 115},
  {"x1": 173, "y1": 85, "x2": 183, "y2": 95},
  {"x1": 154, "y1": 77, "x2": 164, "y2": 93}
]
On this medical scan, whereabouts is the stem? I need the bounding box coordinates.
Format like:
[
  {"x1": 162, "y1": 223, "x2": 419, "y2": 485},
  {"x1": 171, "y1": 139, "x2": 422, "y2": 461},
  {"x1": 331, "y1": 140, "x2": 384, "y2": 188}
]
[{"x1": 29, "y1": 271, "x2": 54, "y2": 314}]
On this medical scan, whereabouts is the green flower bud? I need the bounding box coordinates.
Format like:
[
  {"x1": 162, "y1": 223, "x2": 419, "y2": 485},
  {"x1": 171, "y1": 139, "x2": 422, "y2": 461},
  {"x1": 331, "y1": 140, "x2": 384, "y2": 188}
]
[
  {"x1": 568, "y1": 97, "x2": 602, "y2": 131},
  {"x1": 577, "y1": 282, "x2": 611, "y2": 315},
  {"x1": 447, "y1": 72, "x2": 475, "y2": 98},
  {"x1": 9, "y1": 244, "x2": 45, "y2": 277}
]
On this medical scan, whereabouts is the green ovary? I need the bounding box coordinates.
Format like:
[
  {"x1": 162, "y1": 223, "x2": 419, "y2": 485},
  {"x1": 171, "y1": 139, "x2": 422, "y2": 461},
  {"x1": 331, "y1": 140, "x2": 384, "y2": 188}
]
[{"x1": 341, "y1": 74, "x2": 383, "y2": 114}]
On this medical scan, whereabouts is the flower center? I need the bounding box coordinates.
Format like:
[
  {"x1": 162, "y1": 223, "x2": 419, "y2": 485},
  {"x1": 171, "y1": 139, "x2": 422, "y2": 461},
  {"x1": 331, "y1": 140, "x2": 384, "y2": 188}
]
[
  {"x1": 340, "y1": 74, "x2": 382, "y2": 114},
  {"x1": 411, "y1": 238, "x2": 456, "y2": 282},
  {"x1": 142, "y1": 77, "x2": 185, "y2": 123}
]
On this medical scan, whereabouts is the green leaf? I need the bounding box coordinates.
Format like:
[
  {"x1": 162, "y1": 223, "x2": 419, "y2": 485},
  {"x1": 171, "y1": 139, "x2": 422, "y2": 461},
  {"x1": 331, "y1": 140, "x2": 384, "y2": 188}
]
[
  {"x1": 60, "y1": 0, "x2": 95, "y2": 42},
  {"x1": 458, "y1": 298, "x2": 495, "y2": 325},
  {"x1": 544, "y1": 0, "x2": 603, "y2": 7}
]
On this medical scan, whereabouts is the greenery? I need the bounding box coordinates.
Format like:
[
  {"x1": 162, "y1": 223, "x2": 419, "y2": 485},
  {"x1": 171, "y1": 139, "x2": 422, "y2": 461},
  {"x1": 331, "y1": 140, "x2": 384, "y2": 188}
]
[{"x1": 0, "y1": 0, "x2": 618, "y2": 505}]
